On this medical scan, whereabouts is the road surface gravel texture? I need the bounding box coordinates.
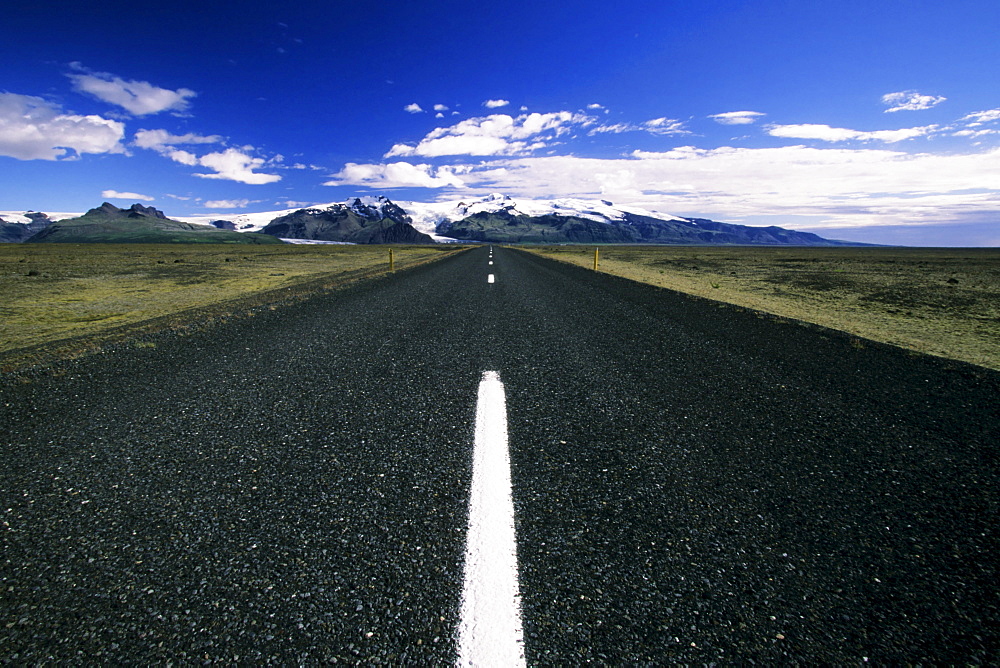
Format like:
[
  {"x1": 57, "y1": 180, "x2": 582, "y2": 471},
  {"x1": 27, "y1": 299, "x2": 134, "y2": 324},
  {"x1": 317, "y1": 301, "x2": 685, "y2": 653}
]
[{"x1": 1, "y1": 246, "x2": 997, "y2": 664}]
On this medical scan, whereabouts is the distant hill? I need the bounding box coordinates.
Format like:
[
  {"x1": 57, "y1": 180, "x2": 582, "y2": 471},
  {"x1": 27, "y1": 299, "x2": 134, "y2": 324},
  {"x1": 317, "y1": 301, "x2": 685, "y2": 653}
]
[
  {"x1": 26, "y1": 203, "x2": 283, "y2": 244},
  {"x1": 260, "y1": 198, "x2": 434, "y2": 244}
]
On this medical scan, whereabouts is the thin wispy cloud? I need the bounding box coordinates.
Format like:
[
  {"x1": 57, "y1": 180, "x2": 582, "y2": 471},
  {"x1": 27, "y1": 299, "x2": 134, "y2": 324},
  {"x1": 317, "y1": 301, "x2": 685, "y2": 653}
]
[
  {"x1": 710, "y1": 111, "x2": 765, "y2": 125},
  {"x1": 767, "y1": 123, "x2": 938, "y2": 143},
  {"x1": 588, "y1": 117, "x2": 688, "y2": 136},
  {"x1": 67, "y1": 63, "x2": 196, "y2": 116},
  {"x1": 953, "y1": 128, "x2": 999, "y2": 138},
  {"x1": 644, "y1": 117, "x2": 688, "y2": 135},
  {"x1": 204, "y1": 198, "x2": 254, "y2": 209},
  {"x1": 133, "y1": 129, "x2": 223, "y2": 150},
  {"x1": 961, "y1": 108, "x2": 1000, "y2": 125}
]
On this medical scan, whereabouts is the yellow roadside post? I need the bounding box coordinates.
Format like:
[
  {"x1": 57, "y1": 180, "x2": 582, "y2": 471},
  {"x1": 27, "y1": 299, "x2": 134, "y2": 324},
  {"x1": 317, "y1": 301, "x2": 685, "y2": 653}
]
[
  {"x1": 594, "y1": 247, "x2": 599, "y2": 271},
  {"x1": 389, "y1": 248, "x2": 395, "y2": 272}
]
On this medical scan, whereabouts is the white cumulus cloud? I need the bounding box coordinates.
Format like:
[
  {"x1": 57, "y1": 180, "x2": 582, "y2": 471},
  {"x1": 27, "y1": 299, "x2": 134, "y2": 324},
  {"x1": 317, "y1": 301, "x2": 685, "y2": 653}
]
[
  {"x1": 434, "y1": 104, "x2": 449, "y2": 112},
  {"x1": 404, "y1": 103, "x2": 424, "y2": 113},
  {"x1": 132, "y1": 129, "x2": 278, "y2": 183},
  {"x1": 324, "y1": 162, "x2": 467, "y2": 188},
  {"x1": 166, "y1": 149, "x2": 199, "y2": 166},
  {"x1": 101, "y1": 189, "x2": 154, "y2": 201},
  {"x1": 881, "y1": 90, "x2": 946, "y2": 113},
  {"x1": 483, "y1": 99, "x2": 510, "y2": 108},
  {"x1": 67, "y1": 64, "x2": 196, "y2": 116},
  {"x1": 0, "y1": 93, "x2": 126, "y2": 160},
  {"x1": 710, "y1": 111, "x2": 766, "y2": 125},
  {"x1": 385, "y1": 111, "x2": 594, "y2": 158},
  {"x1": 193, "y1": 148, "x2": 282, "y2": 184}
]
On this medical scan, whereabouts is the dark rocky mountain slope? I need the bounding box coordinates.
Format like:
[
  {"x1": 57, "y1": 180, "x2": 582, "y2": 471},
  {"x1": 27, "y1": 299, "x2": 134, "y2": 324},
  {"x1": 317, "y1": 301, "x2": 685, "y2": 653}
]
[
  {"x1": 439, "y1": 208, "x2": 859, "y2": 245},
  {"x1": 261, "y1": 198, "x2": 433, "y2": 244},
  {"x1": 0, "y1": 212, "x2": 54, "y2": 242}
]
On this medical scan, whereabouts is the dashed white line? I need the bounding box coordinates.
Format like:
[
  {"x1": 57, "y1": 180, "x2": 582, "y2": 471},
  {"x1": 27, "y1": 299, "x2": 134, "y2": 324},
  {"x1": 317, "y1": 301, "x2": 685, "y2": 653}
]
[
  {"x1": 457, "y1": 371, "x2": 525, "y2": 667},
  {"x1": 488, "y1": 274, "x2": 495, "y2": 283}
]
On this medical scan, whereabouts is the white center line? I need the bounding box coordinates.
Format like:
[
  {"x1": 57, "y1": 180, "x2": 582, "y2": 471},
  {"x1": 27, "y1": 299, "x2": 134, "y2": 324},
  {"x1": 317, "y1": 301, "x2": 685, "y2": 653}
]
[
  {"x1": 458, "y1": 371, "x2": 525, "y2": 667},
  {"x1": 488, "y1": 274, "x2": 495, "y2": 283}
]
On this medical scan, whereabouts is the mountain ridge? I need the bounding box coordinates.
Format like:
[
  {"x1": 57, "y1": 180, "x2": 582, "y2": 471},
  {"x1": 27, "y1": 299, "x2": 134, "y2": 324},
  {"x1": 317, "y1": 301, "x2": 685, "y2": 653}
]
[
  {"x1": 3, "y1": 194, "x2": 868, "y2": 245},
  {"x1": 0, "y1": 211, "x2": 55, "y2": 242},
  {"x1": 186, "y1": 193, "x2": 864, "y2": 245}
]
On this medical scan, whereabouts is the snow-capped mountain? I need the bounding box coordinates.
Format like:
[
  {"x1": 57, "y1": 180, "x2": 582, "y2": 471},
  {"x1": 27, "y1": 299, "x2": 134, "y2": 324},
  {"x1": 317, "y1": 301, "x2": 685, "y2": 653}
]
[
  {"x1": 3, "y1": 194, "x2": 859, "y2": 245},
  {"x1": 396, "y1": 193, "x2": 690, "y2": 238},
  {"x1": 175, "y1": 193, "x2": 689, "y2": 239},
  {"x1": 175, "y1": 208, "x2": 298, "y2": 234},
  {"x1": 256, "y1": 198, "x2": 433, "y2": 244}
]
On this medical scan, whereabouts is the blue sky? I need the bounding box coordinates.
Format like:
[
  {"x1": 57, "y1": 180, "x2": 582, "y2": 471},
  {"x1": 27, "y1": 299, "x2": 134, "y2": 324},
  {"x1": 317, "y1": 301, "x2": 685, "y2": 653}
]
[{"x1": 2, "y1": 0, "x2": 999, "y2": 245}]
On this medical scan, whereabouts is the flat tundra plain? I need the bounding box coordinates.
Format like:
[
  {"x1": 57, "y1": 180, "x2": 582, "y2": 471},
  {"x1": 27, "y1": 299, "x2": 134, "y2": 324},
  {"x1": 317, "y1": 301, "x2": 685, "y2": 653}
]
[
  {"x1": 0, "y1": 244, "x2": 461, "y2": 369},
  {"x1": 529, "y1": 246, "x2": 1000, "y2": 371},
  {"x1": 1, "y1": 244, "x2": 998, "y2": 372}
]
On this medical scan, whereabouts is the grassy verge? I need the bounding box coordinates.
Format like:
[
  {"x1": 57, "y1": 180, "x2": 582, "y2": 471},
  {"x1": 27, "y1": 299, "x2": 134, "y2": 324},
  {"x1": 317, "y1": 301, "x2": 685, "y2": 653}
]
[
  {"x1": 524, "y1": 245, "x2": 1000, "y2": 371},
  {"x1": 1, "y1": 243, "x2": 466, "y2": 370}
]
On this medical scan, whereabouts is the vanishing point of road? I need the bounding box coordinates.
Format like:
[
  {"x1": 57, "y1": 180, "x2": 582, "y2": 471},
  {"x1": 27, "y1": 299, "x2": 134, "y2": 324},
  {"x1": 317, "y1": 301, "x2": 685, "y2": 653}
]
[{"x1": 2, "y1": 246, "x2": 997, "y2": 664}]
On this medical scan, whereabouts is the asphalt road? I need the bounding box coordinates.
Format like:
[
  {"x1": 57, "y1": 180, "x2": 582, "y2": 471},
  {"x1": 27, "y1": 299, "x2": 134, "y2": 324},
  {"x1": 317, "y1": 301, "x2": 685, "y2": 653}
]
[{"x1": 2, "y1": 246, "x2": 998, "y2": 664}]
